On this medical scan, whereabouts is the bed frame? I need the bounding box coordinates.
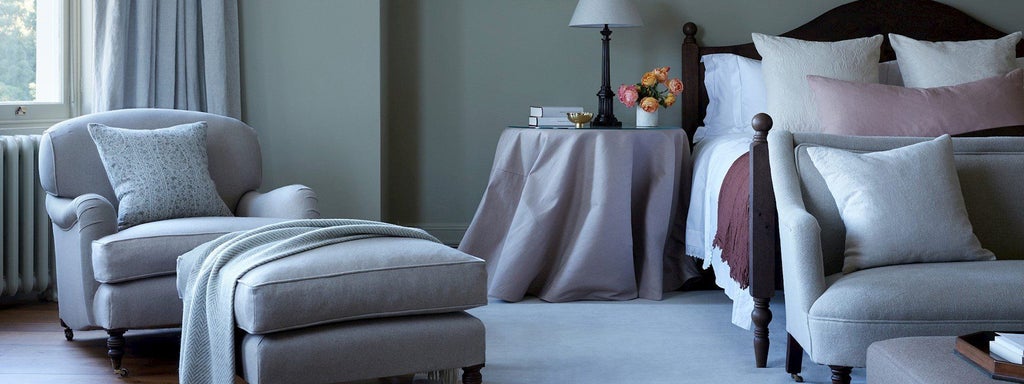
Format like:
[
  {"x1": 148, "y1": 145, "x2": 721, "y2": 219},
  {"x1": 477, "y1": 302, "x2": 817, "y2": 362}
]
[{"x1": 679, "y1": 0, "x2": 1024, "y2": 373}]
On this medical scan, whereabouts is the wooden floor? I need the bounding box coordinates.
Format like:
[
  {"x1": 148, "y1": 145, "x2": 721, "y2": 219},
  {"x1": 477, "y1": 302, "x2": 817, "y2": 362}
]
[
  {"x1": 0, "y1": 300, "x2": 189, "y2": 383},
  {"x1": 0, "y1": 300, "x2": 421, "y2": 384}
]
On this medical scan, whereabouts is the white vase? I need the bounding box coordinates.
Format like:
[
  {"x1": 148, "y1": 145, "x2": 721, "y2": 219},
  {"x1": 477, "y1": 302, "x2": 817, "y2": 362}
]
[{"x1": 636, "y1": 108, "x2": 659, "y2": 127}]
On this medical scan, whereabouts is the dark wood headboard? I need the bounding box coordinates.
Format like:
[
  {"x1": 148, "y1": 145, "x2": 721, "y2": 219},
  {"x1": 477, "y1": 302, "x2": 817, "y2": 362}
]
[{"x1": 680, "y1": 0, "x2": 1024, "y2": 143}]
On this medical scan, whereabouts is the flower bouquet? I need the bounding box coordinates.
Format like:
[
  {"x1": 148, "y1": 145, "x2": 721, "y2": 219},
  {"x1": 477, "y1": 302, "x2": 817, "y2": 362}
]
[{"x1": 617, "y1": 67, "x2": 683, "y2": 126}]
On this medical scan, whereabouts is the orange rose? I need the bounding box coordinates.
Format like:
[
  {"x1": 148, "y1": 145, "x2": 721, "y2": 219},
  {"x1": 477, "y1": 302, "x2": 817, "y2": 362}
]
[
  {"x1": 667, "y1": 78, "x2": 683, "y2": 95},
  {"x1": 653, "y1": 66, "x2": 670, "y2": 83},
  {"x1": 640, "y1": 72, "x2": 657, "y2": 87},
  {"x1": 663, "y1": 93, "x2": 676, "y2": 107},
  {"x1": 640, "y1": 97, "x2": 659, "y2": 112}
]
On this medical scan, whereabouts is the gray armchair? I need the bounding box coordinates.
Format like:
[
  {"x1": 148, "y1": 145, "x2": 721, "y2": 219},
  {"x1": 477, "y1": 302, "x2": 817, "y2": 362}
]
[
  {"x1": 39, "y1": 108, "x2": 320, "y2": 375},
  {"x1": 769, "y1": 130, "x2": 1024, "y2": 384}
]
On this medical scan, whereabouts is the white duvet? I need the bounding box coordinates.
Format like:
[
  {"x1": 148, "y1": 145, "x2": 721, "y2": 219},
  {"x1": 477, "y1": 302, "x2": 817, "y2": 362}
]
[{"x1": 685, "y1": 130, "x2": 755, "y2": 330}]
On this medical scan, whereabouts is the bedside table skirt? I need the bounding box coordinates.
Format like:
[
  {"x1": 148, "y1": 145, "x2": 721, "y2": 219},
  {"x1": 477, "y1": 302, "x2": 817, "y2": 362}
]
[{"x1": 459, "y1": 128, "x2": 700, "y2": 302}]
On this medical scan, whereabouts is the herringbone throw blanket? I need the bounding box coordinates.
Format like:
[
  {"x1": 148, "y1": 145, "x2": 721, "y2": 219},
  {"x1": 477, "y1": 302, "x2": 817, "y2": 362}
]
[{"x1": 178, "y1": 219, "x2": 442, "y2": 384}]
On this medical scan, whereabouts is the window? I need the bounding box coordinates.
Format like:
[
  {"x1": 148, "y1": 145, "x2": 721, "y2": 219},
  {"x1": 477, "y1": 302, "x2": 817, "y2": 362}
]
[{"x1": 0, "y1": 0, "x2": 76, "y2": 128}]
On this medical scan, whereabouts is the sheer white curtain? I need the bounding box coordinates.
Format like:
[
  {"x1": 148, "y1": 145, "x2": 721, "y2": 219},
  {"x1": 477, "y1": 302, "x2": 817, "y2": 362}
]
[{"x1": 94, "y1": 0, "x2": 241, "y2": 119}]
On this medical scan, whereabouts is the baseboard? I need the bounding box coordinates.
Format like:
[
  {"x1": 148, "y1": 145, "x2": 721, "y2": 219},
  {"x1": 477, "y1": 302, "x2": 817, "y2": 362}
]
[{"x1": 412, "y1": 223, "x2": 468, "y2": 246}]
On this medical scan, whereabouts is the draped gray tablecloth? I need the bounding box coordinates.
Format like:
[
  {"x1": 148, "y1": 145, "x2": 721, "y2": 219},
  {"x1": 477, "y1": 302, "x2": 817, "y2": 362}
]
[{"x1": 459, "y1": 128, "x2": 699, "y2": 302}]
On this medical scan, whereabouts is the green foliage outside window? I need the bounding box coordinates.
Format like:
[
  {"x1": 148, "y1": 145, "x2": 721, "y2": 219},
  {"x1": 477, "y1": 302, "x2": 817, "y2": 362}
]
[{"x1": 0, "y1": 0, "x2": 37, "y2": 102}]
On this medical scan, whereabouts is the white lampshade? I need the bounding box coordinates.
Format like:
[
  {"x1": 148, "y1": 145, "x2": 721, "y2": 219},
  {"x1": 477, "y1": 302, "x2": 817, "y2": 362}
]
[{"x1": 569, "y1": 0, "x2": 644, "y2": 28}]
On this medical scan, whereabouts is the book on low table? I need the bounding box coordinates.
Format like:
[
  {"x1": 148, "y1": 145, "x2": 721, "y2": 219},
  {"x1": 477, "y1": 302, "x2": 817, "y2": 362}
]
[
  {"x1": 992, "y1": 333, "x2": 1024, "y2": 364},
  {"x1": 529, "y1": 106, "x2": 583, "y2": 117}
]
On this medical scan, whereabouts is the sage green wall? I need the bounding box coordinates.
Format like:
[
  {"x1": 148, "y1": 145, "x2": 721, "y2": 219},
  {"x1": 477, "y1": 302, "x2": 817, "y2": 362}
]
[
  {"x1": 384, "y1": 0, "x2": 1024, "y2": 243},
  {"x1": 240, "y1": 0, "x2": 382, "y2": 219}
]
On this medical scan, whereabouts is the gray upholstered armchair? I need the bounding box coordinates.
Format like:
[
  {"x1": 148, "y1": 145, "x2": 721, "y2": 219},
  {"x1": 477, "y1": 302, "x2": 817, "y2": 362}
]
[
  {"x1": 769, "y1": 130, "x2": 1024, "y2": 384},
  {"x1": 39, "y1": 108, "x2": 320, "y2": 375}
]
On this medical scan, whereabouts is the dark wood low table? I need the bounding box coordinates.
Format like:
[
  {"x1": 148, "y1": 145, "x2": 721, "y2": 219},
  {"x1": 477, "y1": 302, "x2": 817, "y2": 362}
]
[{"x1": 868, "y1": 336, "x2": 1016, "y2": 384}]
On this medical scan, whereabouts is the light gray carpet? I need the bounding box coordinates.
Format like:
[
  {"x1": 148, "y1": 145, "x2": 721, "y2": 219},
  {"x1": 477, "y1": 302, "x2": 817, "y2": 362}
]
[{"x1": 465, "y1": 290, "x2": 866, "y2": 384}]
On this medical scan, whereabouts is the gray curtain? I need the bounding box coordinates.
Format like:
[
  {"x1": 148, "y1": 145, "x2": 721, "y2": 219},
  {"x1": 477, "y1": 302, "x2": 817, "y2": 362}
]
[{"x1": 94, "y1": 0, "x2": 241, "y2": 119}]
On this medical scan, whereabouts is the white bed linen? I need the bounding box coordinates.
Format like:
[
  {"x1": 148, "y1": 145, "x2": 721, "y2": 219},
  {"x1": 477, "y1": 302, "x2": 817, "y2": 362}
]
[{"x1": 685, "y1": 129, "x2": 754, "y2": 329}]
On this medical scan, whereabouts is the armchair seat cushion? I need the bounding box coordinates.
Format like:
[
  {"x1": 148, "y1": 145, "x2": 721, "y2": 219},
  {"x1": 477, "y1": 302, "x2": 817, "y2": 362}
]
[
  {"x1": 92, "y1": 216, "x2": 288, "y2": 283},
  {"x1": 806, "y1": 260, "x2": 1024, "y2": 366},
  {"x1": 177, "y1": 237, "x2": 488, "y2": 335},
  {"x1": 810, "y1": 260, "x2": 1024, "y2": 323}
]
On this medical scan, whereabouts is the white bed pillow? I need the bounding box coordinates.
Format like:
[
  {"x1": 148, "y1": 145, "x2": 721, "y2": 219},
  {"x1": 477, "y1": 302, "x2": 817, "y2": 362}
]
[
  {"x1": 806, "y1": 135, "x2": 994, "y2": 274},
  {"x1": 889, "y1": 32, "x2": 1022, "y2": 88},
  {"x1": 753, "y1": 33, "x2": 883, "y2": 133},
  {"x1": 699, "y1": 55, "x2": 903, "y2": 141},
  {"x1": 699, "y1": 54, "x2": 766, "y2": 139}
]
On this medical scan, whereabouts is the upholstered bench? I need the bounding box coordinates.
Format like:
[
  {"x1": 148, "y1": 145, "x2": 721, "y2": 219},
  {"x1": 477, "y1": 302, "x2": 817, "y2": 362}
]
[
  {"x1": 177, "y1": 236, "x2": 488, "y2": 384},
  {"x1": 867, "y1": 337, "x2": 1004, "y2": 384}
]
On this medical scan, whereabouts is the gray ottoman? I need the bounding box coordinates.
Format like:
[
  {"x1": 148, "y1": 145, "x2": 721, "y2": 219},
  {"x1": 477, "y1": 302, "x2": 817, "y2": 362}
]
[
  {"x1": 867, "y1": 337, "x2": 1004, "y2": 384},
  {"x1": 178, "y1": 236, "x2": 488, "y2": 384}
]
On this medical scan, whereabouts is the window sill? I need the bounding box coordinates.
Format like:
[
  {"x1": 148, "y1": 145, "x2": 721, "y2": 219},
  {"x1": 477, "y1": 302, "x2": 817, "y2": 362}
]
[{"x1": 0, "y1": 118, "x2": 63, "y2": 134}]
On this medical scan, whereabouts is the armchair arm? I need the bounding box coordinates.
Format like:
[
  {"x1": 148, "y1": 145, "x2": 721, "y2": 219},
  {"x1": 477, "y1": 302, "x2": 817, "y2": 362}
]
[
  {"x1": 45, "y1": 194, "x2": 117, "y2": 329},
  {"x1": 768, "y1": 130, "x2": 828, "y2": 315},
  {"x1": 769, "y1": 129, "x2": 829, "y2": 354},
  {"x1": 47, "y1": 193, "x2": 117, "y2": 232},
  {"x1": 236, "y1": 184, "x2": 320, "y2": 219},
  {"x1": 776, "y1": 207, "x2": 828, "y2": 315}
]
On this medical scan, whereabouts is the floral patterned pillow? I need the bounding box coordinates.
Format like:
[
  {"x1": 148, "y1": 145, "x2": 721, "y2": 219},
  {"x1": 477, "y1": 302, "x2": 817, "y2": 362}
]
[{"x1": 88, "y1": 122, "x2": 232, "y2": 229}]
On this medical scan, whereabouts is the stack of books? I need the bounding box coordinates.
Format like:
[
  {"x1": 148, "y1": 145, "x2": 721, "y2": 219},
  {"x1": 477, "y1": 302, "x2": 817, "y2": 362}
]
[
  {"x1": 528, "y1": 106, "x2": 582, "y2": 127},
  {"x1": 991, "y1": 332, "x2": 1024, "y2": 364}
]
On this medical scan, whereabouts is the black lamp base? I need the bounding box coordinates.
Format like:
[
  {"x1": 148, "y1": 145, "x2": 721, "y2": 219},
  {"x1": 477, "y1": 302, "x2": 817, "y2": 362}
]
[
  {"x1": 593, "y1": 82, "x2": 621, "y2": 127},
  {"x1": 591, "y1": 25, "x2": 622, "y2": 128},
  {"x1": 592, "y1": 112, "x2": 622, "y2": 127}
]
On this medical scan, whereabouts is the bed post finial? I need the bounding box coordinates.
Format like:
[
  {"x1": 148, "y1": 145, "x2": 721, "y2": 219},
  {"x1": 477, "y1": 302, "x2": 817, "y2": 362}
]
[
  {"x1": 682, "y1": 22, "x2": 700, "y2": 142},
  {"x1": 752, "y1": 113, "x2": 773, "y2": 143},
  {"x1": 683, "y1": 22, "x2": 697, "y2": 43}
]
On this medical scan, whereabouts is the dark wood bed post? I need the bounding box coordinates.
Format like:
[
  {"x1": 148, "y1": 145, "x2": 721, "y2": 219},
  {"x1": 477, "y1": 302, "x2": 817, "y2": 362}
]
[
  {"x1": 681, "y1": 22, "x2": 701, "y2": 143},
  {"x1": 681, "y1": 21, "x2": 780, "y2": 369},
  {"x1": 749, "y1": 113, "x2": 776, "y2": 368}
]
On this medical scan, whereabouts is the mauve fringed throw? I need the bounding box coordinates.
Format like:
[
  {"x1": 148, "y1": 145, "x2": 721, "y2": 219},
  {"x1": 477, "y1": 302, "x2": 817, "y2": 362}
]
[
  {"x1": 178, "y1": 219, "x2": 441, "y2": 384},
  {"x1": 713, "y1": 152, "x2": 752, "y2": 289}
]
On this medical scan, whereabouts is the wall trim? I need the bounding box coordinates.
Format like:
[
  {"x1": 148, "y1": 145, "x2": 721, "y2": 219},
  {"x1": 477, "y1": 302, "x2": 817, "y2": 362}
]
[{"x1": 410, "y1": 222, "x2": 468, "y2": 246}]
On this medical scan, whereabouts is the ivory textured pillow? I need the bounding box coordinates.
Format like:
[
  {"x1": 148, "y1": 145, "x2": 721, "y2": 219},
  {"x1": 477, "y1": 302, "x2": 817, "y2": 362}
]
[
  {"x1": 809, "y1": 69, "x2": 1024, "y2": 137},
  {"x1": 89, "y1": 122, "x2": 232, "y2": 229},
  {"x1": 806, "y1": 135, "x2": 994, "y2": 274},
  {"x1": 753, "y1": 33, "x2": 883, "y2": 133},
  {"x1": 889, "y1": 32, "x2": 1022, "y2": 88}
]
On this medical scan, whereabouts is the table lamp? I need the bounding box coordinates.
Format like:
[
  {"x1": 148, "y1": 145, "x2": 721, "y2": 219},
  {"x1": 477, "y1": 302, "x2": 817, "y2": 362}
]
[{"x1": 570, "y1": 0, "x2": 643, "y2": 127}]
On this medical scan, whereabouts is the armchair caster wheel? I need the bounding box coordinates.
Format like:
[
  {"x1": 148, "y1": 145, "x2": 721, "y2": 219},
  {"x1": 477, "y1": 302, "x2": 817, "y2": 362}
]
[
  {"x1": 113, "y1": 368, "x2": 128, "y2": 377},
  {"x1": 791, "y1": 373, "x2": 804, "y2": 382}
]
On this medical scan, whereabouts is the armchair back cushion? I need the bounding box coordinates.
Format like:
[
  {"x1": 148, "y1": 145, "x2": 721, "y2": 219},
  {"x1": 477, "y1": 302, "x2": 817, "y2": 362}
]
[
  {"x1": 40, "y1": 108, "x2": 261, "y2": 212},
  {"x1": 790, "y1": 133, "x2": 1024, "y2": 275}
]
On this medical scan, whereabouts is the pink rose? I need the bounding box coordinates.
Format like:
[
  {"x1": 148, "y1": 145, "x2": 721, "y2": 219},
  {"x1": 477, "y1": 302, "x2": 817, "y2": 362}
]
[
  {"x1": 640, "y1": 97, "x2": 659, "y2": 113},
  {"x1": 653, "y1": 67, "x2": 670, "y2": 83},
  {"x1": 663, "y1": 93, "x2": 676, "y2": 107},
  {"x1": 618, "y1": 84, "x2": 639, "y2": 108},
  {"x1": 667, "y1": 78, "x2": 683, "y2": 95},
  {"x1": 641, "y1": 72, "x2": 658, "y2": 87}
]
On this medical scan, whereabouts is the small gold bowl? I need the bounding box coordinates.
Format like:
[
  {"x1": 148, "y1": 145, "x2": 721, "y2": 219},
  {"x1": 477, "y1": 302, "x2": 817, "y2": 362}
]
[{"x1": 566, "y1": 112, "x2": 594, "y2": 128}]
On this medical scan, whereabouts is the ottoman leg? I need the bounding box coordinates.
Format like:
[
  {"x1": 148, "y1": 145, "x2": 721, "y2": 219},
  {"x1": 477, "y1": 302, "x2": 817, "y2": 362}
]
[
  {"x1": 828, "y1": 365, "x2": 851, "y2": 384},
  {"x1": 462, "y1": 364, "x2": 484, "y2": 384},
  {"x1": 107, "y1": 329, "x2": 128, "y2": 376}
]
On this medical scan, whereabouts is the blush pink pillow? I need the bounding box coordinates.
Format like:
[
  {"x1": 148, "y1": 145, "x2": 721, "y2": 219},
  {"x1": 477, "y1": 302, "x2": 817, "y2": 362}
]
[{"x1": 808, "y1": 68, "x2": 1024, "y2": 136}]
